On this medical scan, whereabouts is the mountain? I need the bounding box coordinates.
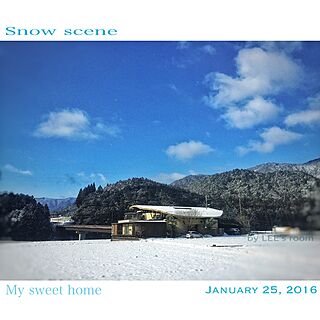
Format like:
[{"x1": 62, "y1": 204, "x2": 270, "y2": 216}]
[
  {"x1": 249, "y1": 158, "x2": 320, "y2": 179},
  {"x1": 72, "y1": 158, "x2": 320, "y2": 230},
  {"x1": 36, "y1": 197, "x2": 75, "y2": 212},
  {"x1": 72, "y1": 178, "x2": 206, "y2": 225},
  {"x1": 171, "y1": 169, "x2": 320, "y2": 230},
  {"x1": 305, "y1": 158, "x2": 320, "y2": 165}
]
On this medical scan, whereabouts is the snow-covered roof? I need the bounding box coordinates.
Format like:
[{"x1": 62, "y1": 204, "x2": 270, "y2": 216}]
[
  {"x1": 117, "y1": 219, "x2": 166, "y2": 224},
  {"x1": 130, "y1": 205, "x2": 223, "y2": 218}
]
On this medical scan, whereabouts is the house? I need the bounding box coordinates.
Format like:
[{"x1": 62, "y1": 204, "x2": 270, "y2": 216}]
[{"x1": 111, "y1": 205, "x2": 223, "y2": 239}]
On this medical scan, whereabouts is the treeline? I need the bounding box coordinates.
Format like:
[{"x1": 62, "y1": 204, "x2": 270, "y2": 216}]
[
  {"x1": 72, "y1": 178, "x2": 205, "y2": 225},
  {"x1": 0, "y1": 192, "x2": 52, "y2": 240},
  {"x1": 75, "y1": 183, "x2": 102, "y2": 207}
]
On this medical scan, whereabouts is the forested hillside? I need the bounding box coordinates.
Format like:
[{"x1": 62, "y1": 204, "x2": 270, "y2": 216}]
[
  {"x1": 0, "y1": 192, "x2": 52, "y2": 240},
  {"x1": 72, "y1": 178, "x2": 206, "y2": 225},
  {"x1": 172, "y1": 169, "x2": 320, "y2": 230},
  {"x1": 250, "y1": 158, "x2": 320, "y2": 179}
]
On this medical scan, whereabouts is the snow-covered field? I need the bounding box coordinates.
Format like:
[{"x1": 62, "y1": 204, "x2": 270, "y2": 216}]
[{"x1": 0, "y1": 234, "x2": 319, "y2": 280}]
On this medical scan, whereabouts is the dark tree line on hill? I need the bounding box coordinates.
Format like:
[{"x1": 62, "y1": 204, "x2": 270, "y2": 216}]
[
  {"x1": 72, "y1": 178, "x2": 205, "y2": 225},
  {"x1": 0, "y1": 192, "x2": 52, "y2": 241}
]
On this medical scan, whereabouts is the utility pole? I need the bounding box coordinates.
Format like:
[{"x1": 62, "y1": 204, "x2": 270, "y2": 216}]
[
  {"x1": 238, "y1": 179, "x2": 242, "y2": 216},
  {"x1": 205, "y1": 195, "x2": 208, "y2": 209},
  {"x1": 238, "y1": 191, "x2": 242, "y2": 216}
]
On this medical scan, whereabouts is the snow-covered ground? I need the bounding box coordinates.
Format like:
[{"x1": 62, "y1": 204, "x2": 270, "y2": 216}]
[{"x1": 0, "y1": 234, "x2": 319, "y2": 280}]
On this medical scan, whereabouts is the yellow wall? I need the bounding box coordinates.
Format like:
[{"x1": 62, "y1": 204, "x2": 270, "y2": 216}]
[
  {"x1": 144, "y1": 212, "x2": 155, "y2": 220},
  {"x1": 123, "y1": 224, "x2": 134, "y2": 235},
  {"x1": 143, "y1": 212, "x2": 163, "y2": 220}
]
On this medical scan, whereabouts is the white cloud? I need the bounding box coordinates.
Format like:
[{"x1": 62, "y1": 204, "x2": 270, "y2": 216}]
[
  {"x1": 247, "y1": 42, "x2": 303, "y2": 54},
  {"x1": 176, "y1": 41, "x2": 190, "y2": 50},
  {"x1": 3, "y1": 164, "x2": 32, "y2": 176},
  {"x1": 168, "y1": 83, "x2": 179, "y2": 92},
  {"x1": 237, "y1": 126, "x2": 302, "y2": 155},
  {"x1": 285, "y1": 93, "x2": 320, "y2": 127},
  {"x1": 203, "y1": 46, "x2": 303, "y2": 130},
  {"x1": 174, "y1": 43, "x2": 216, "y2": 69},
  {"x1": 205, "y1": 47, "x2": 302, "y2": 107},
  {"x1": 285, "y1": 109, "x2": 320, "y2": 127},
  {"x1": 95, "y1": 122, "x2": 121, "y2": 137},
  {"x1": 155, "y1": 170, "x2": 198, "y2": 184},
  {"x1": 34, "y1": 109, "x2": 120, "y2": 140},
  {"x1": 201, "y1": 44, "x2": 216, "y2": 55},
  {"x1": 77, "y1": 172, "x2": 107, "y2": 184},
  {"x1": 34, "y1": 109, "x2": 95, "y2": 139},
  {"x1": 96, "y1": 173, "x2": 107, "y2": 183},
  {"x1": 166, "y1": 140, "x2": 214, "y2": 160},
  {"x1": 307, "y1": 92, "x2": 320, "y2": 108},
  {"x1": 223, "y1": 96, "x2": 280, "y2": 129},
  {"x1": 155, "y1": 172, "x2": 187, "y2": 184}
]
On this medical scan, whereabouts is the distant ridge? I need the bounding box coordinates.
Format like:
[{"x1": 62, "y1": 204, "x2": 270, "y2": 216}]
[
  {"x1": 305, "y1": 158, "x2": 320, "y2": 165},
  {"x1": 36, "y1": 197, "x2": 75, "y2": 212},
  {"x1": 171, "y1": 158, "x2": 320, "y2": 229},
  {"x1": 249, "y1": 157, "x2": 320, "y2": 179}
]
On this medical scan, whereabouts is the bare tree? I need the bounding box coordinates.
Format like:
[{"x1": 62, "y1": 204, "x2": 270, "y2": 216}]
[{"x1": 181, "y1": 209, "x2": 201, "y2": 231}]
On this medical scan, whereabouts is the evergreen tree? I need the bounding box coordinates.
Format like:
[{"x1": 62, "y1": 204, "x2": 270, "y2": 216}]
[
  {"x1": 75, "y1": 183, "x2": 97, "y2": 207},
  {"x1": 0, "y1": 192, "x2": 52, "y2": 240},
  {"x1": 76, "y1": 188, "x2": 83, "y2": 208}
]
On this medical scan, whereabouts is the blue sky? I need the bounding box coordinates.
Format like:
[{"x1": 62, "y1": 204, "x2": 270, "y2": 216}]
[{"x1": 0, "y1": 41, "x2": 320, "y2": 198}]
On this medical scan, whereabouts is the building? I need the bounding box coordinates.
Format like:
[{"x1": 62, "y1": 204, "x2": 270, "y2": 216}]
[
  {"x1": 112, "y1": 220, "x2": 167, "y2": 240},
  {"x1": 112, "y1": 205, "x2": 223, "y2": 239}
]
